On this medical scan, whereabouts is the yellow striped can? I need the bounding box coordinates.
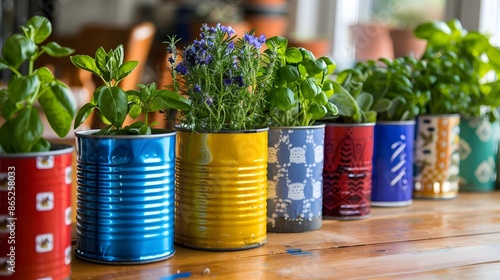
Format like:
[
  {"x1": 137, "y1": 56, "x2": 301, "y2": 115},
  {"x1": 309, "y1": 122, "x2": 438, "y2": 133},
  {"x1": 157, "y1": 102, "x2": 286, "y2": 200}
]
[{"x1": 175, "y1": 128, "x2": 268, "y2": 250}]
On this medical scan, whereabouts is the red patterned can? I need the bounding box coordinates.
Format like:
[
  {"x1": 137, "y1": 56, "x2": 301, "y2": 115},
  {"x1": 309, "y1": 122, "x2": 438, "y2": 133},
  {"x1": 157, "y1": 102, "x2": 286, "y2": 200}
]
[
  {"x1": 0, "y1": 144, "x2": 73, "y2": 279},
  {"x1": 322, "y1": 123, "x2": 375, "y2": 220}
]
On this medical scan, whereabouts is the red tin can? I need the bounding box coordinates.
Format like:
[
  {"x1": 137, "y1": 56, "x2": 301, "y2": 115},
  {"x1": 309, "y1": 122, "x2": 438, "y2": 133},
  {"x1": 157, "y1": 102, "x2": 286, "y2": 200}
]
[
  {"x1": 322, "y1": 123, "x2": 375, "y2": 220},
  {"x1": 0, "y1": 144, "x2": 73, "y2": 279}
]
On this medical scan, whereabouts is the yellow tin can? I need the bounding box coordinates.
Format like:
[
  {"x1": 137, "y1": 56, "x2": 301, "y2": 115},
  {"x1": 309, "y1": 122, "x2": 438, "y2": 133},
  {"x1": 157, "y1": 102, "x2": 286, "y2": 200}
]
[
  {"x1": 414, "y1": 114, "x2": 461, "y2": 199},
  {"x1": 175, "y1": 128, "x2": 268, "y2": 250}
]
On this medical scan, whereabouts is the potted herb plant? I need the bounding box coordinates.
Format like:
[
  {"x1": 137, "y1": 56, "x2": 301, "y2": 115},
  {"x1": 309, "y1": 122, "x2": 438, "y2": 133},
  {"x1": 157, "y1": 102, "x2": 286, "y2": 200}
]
[
  {"x1": 0, "y1": 16, "x2": 75, "y2": 279},
  {"x1": 264, "y1": 36, "x2": 338, "y2": 232},
  {"x1": 319, "y1": 67, "x2": 390, "y2": 220},
  {"x1": 414, "y1": 19, "x2": 500, "y2": 196},
  {"x1": 164, "y1": 23, "x2": 278, "y2": 250},
  {"x1": 352, "y1": 56, "x2": 429, "y2": 207},
  {"x1": 69, "y1": 44, "x2": 191, "y2": 264}
]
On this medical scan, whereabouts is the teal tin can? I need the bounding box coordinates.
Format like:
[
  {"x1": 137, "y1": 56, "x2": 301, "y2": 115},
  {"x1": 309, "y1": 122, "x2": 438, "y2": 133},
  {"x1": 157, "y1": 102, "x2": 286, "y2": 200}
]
[
  {"x1": 459, "y1": 117, "x2": 500, "y2": 192},
  {"x1": 74, "y1": 130, "x2": 176, "y2": 264}
]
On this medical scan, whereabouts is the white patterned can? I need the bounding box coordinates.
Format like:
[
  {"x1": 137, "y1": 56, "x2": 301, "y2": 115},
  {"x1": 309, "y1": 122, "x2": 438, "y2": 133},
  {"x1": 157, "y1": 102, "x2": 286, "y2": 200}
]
[
  {"x1": 372, "y1": 121, "x2": 415, "y2": 207},
  {"x1": 459, "y1": 117, "x2": 499, "y2": 191},
  {"x1": 267, "y1": 125, "x2": 325, "y2": 232}
]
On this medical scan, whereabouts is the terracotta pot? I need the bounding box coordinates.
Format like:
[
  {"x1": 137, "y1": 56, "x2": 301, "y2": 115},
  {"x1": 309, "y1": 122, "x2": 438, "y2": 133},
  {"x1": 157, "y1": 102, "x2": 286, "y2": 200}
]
[
  {"x1": 243, "y1": 1, "x2": 288, "y2": 38},
  {"x1": 390, "y1": 28, "x2": 426, "y2": 58},
  {"x1": 288, "y1": 38, "x2": 331, "y2": 58},
  {"x1": 350, "y1": 23, "x2": 394, "y2": 62}
]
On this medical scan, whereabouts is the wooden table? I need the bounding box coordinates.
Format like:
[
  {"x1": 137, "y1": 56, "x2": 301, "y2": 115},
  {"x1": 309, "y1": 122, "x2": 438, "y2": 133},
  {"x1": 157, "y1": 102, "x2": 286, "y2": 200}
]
[{"x1": 70, "y1": 192, "x2": 500, "y2": 279}]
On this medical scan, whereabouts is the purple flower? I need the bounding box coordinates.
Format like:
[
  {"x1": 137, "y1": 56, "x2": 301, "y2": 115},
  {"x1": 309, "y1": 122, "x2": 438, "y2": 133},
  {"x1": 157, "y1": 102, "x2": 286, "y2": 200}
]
[
  {"x1": 204, "y1": 96, "x2": 213, "y2": 106},
  {"x1": 221, "y1": 25, "x2": 235, "y2": 37},
  {"x1": 233, "y1": 76, "x2": 245, "y2": 87},
  {"x1": 224, "y1": 78, "x2": 232, "y2": 85},
  {"x1": 168, "y1": 56, "x2": 175, "y2": 64},
  {"x1": 175, "y1": 63, "x2": 188, "y2": 75},
  {"x1": 228, "y1": 41, "x2": 235, "y2": 50},
  {"x1": 194, "y1": 84, "x2": 202, "y2": 93},
  {"x1": 244, "y1": 34, "x2": 263, "y2": 49}
]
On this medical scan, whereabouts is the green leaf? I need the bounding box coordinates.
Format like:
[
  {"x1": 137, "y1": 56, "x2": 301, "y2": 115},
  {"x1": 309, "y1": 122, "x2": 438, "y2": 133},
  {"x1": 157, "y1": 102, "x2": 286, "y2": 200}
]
[
  {"x1": 356, "y1": 92, "x2": 373, "y2": 112},
  {"x1": 27, "y1": 16, "x2": 52, "y2": 43},
  {"x1": 303, "y1": 58, "x2": 327, "y2": 75},
  {"x1": 329, "y1": 82, "x2": 360, "y2": 121},
  {"x1": 74, "y1": 103, "x2": 95, "y2": 129},
  {"x1": 266, "y1": 36, "x2": 288, "y2": 54},
  {"x1": 365, "y1": 110, "x2": 377, "y2": 123},
  {"x1": 284, "y1": 47, "x2": 303, "y2": 63},
  {"x1": 414, "y1": 21, "x2": 452, "y2": 46},
  {"x1": 8, "y1": 75, "x2": 40, "y2": 103},
  {"x1": 325, "y1": 102, "x2": 338, "y2": 115},
  {"x1": 0, "y1": 120, "x2": 15, "y2": 152},
  {"x1": 129, "y1": 104, "x2": 142, "y2": 119},
  {"x1": 41, "y1": 42, "x2": 74, "y2": 57},
  {"x1": 116, "y1": 60, "x2": 139, "y2": 83},
  {"x1": 12, "y1": 107, "x2": 43, "y2": 152},
  {"x1": 38, "y1": 82, "x2": 77, "y2": 138},
  {"x1": 152, "y1": 90, "x2": 192, "y2": 111},
  {"x1": 70, "y1": 55, "x2": 100, "y2": 76},
  {"x1": 31, "y1": 137, "x2": 51, "y2": 152},
  {"x1": 314, "y1": 91, "x2": 328, "y2": 105},
  {"x1": 278, "y1": 65, "x2": 300, "y2": 82},
  {"x1": 322, "y1": 80, "x2": 335, "y2": 98},
  {"x1": 372, "y1": 98, "x2": 392, "y2": 113},
  {"x1": 2, "y1": 34, "x2": 36, "y2": 69},
  {"x1": 308, "y1": 104, "x2": 327, "y2": 119},
  {"x1": 300, "y1": 78, "x2": 320, "y2": 100},
  {"x1": 270, "y1": 87, "x2": 295, "y2": 111},
  {"x1": 0, "y1": 58, "x2": 8, "y2": 70},
  {"x1": 114, "y1": 44, "x2": 125, "y2": 65},
  {"x1": 318, "y1": 56, "x2": 336, "y2": 75},
  {"x1": 34, "y1": 66, "x2": 55, "y2": 83},
  {"x1": 95, "y1": 47, "x2": 108, "y2": 73},
  {"x1": 97, "y1": 86, "x2": 129, "y2": 128}
]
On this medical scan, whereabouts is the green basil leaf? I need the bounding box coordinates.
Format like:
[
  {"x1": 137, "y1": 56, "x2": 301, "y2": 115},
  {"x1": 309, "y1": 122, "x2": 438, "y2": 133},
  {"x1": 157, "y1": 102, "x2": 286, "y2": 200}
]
[
  {"x1": 70, "y1": 55, "x2": 100, "y2": 76},
  {"x1": 152, "y1": 90, "x2": 192, "y2": 111},
  {"x1": 27, "y1": 16, "x2": 52, "y2": 44},
  {"x1": 0, "y1": 58, "x2": 8, "y2": 70},
  {"x1": 314, "y1": 91, "x2": 328, "y2": 105},
  {"x1": 34, "y1": 67, "x2": 54, "y2": 83},
  {"x1": 74, "y1": 103, "x2": 95, "y2": 129},
  {"x1": 270, "y1": 87, "x2": 296, "y2": 111},
  {"x1": 266, "y1": 36, "x2": 288, "y2": 54},
  {"x1": 2, "y1": 34, "x2": 36, "y2": 69},
  {"x1": 308, "y1": 104, "x2": 327, "y2": 119},
  {"x1": 98, "y1": 86, "x2": 128, "y2": 128},
  {"x1": 303, "y1": 58, "x2": 327, "y2": 75},
  {"x1": 278, "y1": 65, "x2": 300, "y2": 82},
  {"x1": 116, "y1": 60, "x2": 139, "y2": 83},
  {"x1": 41, "y1": 42, "x2": 74, "y2": 57},
  {"x1": 372, "y1": 98, "x2": 392, "y2": 113},
  {"x1": 38, "y1": 82, "x2": 77, "y2": 138},
  {"x1": 318, "y1": 56, "x2": 336, "y2": 75},
  {"x1": 414, "y1": 21, "x2": 452, "y2": 46},
  {"x1": 129, "y1": 104, "x2": 142, "y2": 119},
  {"x1": 325, "y1": 102, "x2": 339, "y2": 115},
  {"x1": 12, "y1": 107, "x2": 43, "y2": 152},
  {"x1": 300, "y1": 78, "x2": 320, "y2": 100},
  {"x1": 8, "y1": 75, "x2": 40, "y2": 103},
  {"x1": 284, "y1": 47, "x2": 303, "y2": 63},
  {"x1": 95, "y1": 47, "x2": 107, "y2": 73},
  {"x1": 0, "y1": 120, "x2": 15, "y2": 153},
  {"x1": 31, "y1": 137, "x2": 51, "y2": 152}
]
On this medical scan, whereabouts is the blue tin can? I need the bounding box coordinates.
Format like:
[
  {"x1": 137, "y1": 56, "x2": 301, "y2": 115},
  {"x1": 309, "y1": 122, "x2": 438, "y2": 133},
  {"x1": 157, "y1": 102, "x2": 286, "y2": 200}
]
[
  {"x1": 372, "y1": 121, "x2": 415, "y2": 207},
  {"x1": 267, "y1": 125, "x2": 325, "y2": 232},
  {"x1": 74, "y1": 130, "x2": 176, "y2": 264}
]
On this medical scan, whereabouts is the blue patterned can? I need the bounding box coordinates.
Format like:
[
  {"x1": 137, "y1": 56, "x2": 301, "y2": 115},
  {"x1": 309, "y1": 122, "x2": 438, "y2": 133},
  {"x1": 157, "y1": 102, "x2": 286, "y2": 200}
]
[
  {"x1": 74, "y1": 130, "x2": 176, "y2": 264},
  {"x1": 371, "y1": 121, "x2": 415, "y2": 207},
  {"x1": 267, "y1": 124, "x2": 325, "y2": 232}
]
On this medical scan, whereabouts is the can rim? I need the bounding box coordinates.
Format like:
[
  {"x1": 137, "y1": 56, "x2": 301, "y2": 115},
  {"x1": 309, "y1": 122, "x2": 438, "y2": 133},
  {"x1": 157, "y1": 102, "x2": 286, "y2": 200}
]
[
  {"x1": 376, "y1": 120, "x2": 416, "y2": 125},
  {"x1": 0, "y1": 143, "x2": 74, "y2": 158},
  {"x1": 175, "y1": 126, "x2": 269, "y2": 134},
  {"x1": 323, "y1": 122, "x2": 375, "y2": 127},
  {"x1": 75, "y1": 129, "x2": 176, "y2": 139},
  {"x1": 270, "y1": 124, "x2": 326, "y2": 130}
]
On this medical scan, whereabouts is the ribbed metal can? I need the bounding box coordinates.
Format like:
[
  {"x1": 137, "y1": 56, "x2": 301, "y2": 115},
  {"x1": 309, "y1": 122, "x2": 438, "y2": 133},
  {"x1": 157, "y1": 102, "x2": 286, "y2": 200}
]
[
  {"x1": 0, "y1": 144, "x2": 73, "y2": 279},
  {"x1": 267, "y1": 125, "x2": 325, "y2": 232},
  {"x1": 74, "y1": 130, "x2": 176, "y2": 264},
  {"x1": 175, "y1": 128, "x2": 268, "y2": 251}
]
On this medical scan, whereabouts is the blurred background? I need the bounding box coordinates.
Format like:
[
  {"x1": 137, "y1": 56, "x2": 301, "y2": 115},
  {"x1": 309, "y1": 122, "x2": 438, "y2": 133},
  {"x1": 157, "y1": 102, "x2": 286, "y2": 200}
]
[{"x1": 1, "y1": 0, "x2": 499, "y2": 90}]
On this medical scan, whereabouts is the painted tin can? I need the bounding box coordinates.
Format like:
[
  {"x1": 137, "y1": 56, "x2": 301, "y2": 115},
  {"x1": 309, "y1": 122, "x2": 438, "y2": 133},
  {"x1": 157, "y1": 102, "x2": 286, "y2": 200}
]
[
  {"x1": 459, "y1": 117, "x2": 499, "y2": 192},
  {"x1": 322, "y1": 123, "x2": 375, "y2": 220},
  {"x1": 0, "y1": 144, "x2": 73, "y2": 279},
  {"x1": 267, "y1": 125, "x2": 325, "y2": 233},
  {"x1": 414, "y1": 114, "x2": 460, "y2": 199},
  {"x1": 175, "y1": 128, "x2": 268, "y2": 250},
  {"x1": 74, "y1": 130, "x2": 176, "y2": 264},
  {"x1": 372, "y1": 121, "x2": 415, "y2": 207}
]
